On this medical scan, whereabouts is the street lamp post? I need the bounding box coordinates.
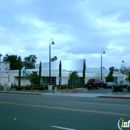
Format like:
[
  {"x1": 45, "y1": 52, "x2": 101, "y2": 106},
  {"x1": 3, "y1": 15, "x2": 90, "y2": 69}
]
[
  {"x1": 0, "y1": 54, "x2": 2, "y2": 85},
  {"x1": 101, "y1": 49, "x2": 105, "y2": 80},
  {"x1": 49, "y1": 38, "x2": 55, "y2": 85},
  {"x1": 0, "y1": 54, "x2": 2, "y2": 62}
]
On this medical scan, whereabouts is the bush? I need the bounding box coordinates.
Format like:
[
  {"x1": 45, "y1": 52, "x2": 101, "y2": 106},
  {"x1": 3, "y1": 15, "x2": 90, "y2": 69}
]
[
  {"x1": 0, "y1": 86, "x2": 3, "y2": 90},
  {"x1": 25, "y1": 86, "x2": 31, "y2": 90},
  {"x1": 61, "y1": 85, "x2": 67, "y2": 89},
  {"x1": 15, "y1": 87, "x2": 23, "y2": 91},
  {"x1": 127, "y1": 86, "x2": 130, "y2": 92},
  {"x1": 78, "y1": 84, "x2": 87, "y2": 88},
  {"x1": 113, "y1": 85, "x2": 123, "y2": 92},
  {"x1": 32, "y1": 86, "x2": 39, "y2": 90},
  {"x1": 38, "y1": 86, "x2": 45, "y2": 90}
]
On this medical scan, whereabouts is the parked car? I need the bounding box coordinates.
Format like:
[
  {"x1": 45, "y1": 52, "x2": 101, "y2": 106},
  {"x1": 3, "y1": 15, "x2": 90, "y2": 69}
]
[
  {"x1": 106, "y1": 82, "x2": 117, "y2": 88},
  {"x1": 86, "y1": 79, "x2": 106, "y2": 89},
  {"x1": 124, "y1": 81, "x2": 130, "y2": 86},
  {"x1": 119, "y1": 80, "x2": 128, "y2": 88}
]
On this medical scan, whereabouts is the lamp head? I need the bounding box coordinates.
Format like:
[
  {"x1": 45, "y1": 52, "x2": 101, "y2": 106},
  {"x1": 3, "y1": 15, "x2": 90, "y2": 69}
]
[
  {"x1": 54, "y1": 56, "x2": 57, "y2": 60},
  {"x1": 103, "y1": 51, "x2": 105, "y2": 54},
  {"x1": 51, "y1": 41, "x2": 55, "y2": 45}
]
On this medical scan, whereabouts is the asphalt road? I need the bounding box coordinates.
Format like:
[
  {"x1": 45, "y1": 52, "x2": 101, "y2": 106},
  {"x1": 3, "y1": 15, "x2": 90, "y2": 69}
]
[{"x1": 0, "y1": 93, "x2": 130, "y2": 130}]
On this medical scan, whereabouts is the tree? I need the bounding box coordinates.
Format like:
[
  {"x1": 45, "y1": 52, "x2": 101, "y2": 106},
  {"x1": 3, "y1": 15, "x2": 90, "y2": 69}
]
[
  {"x1": 68, "y1": 71, "x2": 78, "y2": 89},
  {"x1": 39, "y1": 62, "x2": 42, "y2": 86},
  {"x1": 82, "y1": 59, "x2": 86, "y2": 85},
  {"x1": 27, "y1": 71, "x2": 39, "y2": 85},
  {"x1": 106, "y1": 67, "x2": 114, "y2": 82},
  {"x1": 59, "y1": 60, "x2": 62, "y2": 86},
  {"x1": 3, "y1": 55, "x2": 23, "y2": 87},
  {"x1": 23, "y1": 54, "x2": 37, "y2": 69},
  {"x1": 17, "y1": 57, "x2": 23, "y2": 87},
  {"x1": 3, "y1": 54, "x2": 23, "y2": 70},
  {"x1": 120, "y1": 60, "x2": 130, "y2": 82}
]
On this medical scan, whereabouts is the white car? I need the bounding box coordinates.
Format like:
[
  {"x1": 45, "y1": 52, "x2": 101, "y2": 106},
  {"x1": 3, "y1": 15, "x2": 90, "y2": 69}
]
[
  {"x1": 107, "y1": 82, "x2": 117, "y2": 88},
  {"x1": 124, "y1": 81, "x2": 130, "y2": 86}
]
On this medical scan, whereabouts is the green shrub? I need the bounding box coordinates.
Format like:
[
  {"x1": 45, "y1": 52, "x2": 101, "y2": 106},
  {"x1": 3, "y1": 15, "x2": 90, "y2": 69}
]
[
  {"x1": 113, "y1": 85, "x2": 123, "y2": 92},
  {"x1": 15, "y1": 87, "x2": 23, "y2": 91},
  {"x1": 25, "y1": 86, "x2": 31, "y2": 90},
  {"x1": 0, "y1": 86, "x2": 3, "y2": 90},
  {"x1": 127, "y1": 86, "x2": 130, "y2": 92},
  {"x1": 60, "y1": 85, "x2": 67, "y2": 89},
  {"x1": 56, "y1": 85, "x2": 59, "y2": 89},
  {"x1": 32, "y1": 86, "x2": 39, "y2": 90},
  {"x1": 40, "y1": 85, "x2": 48, "y2": 90},
  {"x1": 38, "y1": 86, "x2": 44, "y2": 90}
]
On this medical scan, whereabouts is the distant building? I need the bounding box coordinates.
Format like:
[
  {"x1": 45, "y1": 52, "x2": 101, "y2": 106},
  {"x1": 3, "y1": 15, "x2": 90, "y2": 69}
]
[
  {"x1": 0, "y1": 59, "x2": 126, "y2": 86},
  {"x1": 0, "y1": 62, "x2": 10, "y2": 71}
]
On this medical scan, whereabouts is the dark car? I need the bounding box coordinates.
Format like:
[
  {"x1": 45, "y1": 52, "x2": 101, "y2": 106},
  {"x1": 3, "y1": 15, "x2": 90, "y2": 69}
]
[{"x1": 86, "y1": 79, "x2": 106, "y2": 89}]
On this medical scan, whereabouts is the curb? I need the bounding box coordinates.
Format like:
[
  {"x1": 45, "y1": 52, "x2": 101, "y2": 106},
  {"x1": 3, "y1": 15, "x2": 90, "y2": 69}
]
[
  {"x1": 99, "y1": 96, "x2": 130, "y2": 99},
  {"x1": 0, "y1": 91, "x2": 41, "y2": 95},
  {"x1": 61, "y1": 90, "x2": 85, "y2": 93}
]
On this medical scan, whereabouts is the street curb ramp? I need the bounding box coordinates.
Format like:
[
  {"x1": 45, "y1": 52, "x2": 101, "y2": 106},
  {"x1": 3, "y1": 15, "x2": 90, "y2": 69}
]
[{"x1": 99, "y1": 96, "x2": 130, "y2": 99}]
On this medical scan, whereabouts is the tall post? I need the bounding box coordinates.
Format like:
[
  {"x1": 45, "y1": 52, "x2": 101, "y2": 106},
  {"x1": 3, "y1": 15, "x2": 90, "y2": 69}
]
[
  {"x1": 49, "y1": 38, "x2": 54, "y2": 85},
  {"x1": 0, "y1": 54, "x2": 2, "y2": 62},
  {"x1": 49, "y1": 42, "x2": 51, "y2": 85},
  {"x1": 101, "y1": 53, "x2": 102, "y2": 80},
  {"x1": 101, "y1": 49, "x2": 105, "y2": 80}
]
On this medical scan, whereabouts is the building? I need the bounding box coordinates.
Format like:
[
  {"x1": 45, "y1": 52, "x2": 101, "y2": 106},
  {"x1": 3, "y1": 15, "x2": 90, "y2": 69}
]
[
  {"x1": 0, "y1": 62, "x2": 10, "y2": 71},
  {"x1": 0, "y1": 59, "x2": 126, "y2": 86}
]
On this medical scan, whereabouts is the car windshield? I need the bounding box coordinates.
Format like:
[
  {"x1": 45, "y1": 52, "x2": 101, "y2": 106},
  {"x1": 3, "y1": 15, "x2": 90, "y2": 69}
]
[
  {"x1": 88, "y1": 79, "x2": 95, "y2": 82},
  {"x1": 119, "y1": 81, "x2": 124, "y2": 84}
]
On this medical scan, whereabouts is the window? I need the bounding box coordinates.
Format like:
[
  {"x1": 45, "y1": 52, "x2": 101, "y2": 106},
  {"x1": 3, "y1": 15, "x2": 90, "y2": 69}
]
[
  {"x1": 88, "y1": 79, "x2": 95, "y2": 82},
  {"x1": 78, "y1": 77, "x2": 83, "y2": 84},
  {"x1": 41, "y1": 77, "x2": 56, "y2": 85}
]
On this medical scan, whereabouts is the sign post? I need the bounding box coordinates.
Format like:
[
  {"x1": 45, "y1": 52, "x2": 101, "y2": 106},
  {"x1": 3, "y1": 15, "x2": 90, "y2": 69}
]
[
  {"x1": 23, "y1": 68, "x2": 26, "y2": 87},
  {"x1": 59, "y1": 77, "x2": 62, "y2": 90}
]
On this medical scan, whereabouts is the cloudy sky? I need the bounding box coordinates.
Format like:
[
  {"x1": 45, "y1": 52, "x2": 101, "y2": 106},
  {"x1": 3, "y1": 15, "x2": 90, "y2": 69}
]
[{"x1": 0, "y1": 0, "x2": 130, "y2": 69}]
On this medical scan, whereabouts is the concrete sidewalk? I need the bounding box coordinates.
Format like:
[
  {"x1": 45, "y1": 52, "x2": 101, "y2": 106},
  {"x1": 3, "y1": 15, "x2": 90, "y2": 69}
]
[
  {"x1": 0, "y1": 91, "x2": 41, "y2": 95},
  {"x1": 0, "y1": 89, "x2": 130, "y2": 99},
  {"x1": 41, "y1": 92, "x2": 130, "y2": 99}
]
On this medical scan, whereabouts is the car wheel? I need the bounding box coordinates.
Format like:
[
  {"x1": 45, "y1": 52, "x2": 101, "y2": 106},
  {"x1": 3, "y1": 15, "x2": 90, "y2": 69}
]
[
  {"x1": 96, "y1": 86, "x2": 99, "y2": 89},
  {"x1": 88, "y1": 86, "x2": 91, "y2": 89},
  {"x1": 103, "y1": 86, "x2": 106, "y2": 89}
]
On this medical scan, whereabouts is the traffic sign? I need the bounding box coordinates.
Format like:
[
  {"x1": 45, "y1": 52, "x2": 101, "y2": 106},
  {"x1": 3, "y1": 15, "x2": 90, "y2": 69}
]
[
  {"x1": 40, "y1": 78, "x2": 44, "y2": 85},
  {"x1": 23, "y1": 69, "x2": 26, "y2": 76},
  {"x1": 59, "y1": 77, "x2": 62, "y2": 82}
]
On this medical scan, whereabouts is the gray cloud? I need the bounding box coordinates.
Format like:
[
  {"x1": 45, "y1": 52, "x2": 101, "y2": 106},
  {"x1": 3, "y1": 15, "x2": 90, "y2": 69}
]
[{"x1": 0, "y1": 0, "x2": 130, "y2": 69}]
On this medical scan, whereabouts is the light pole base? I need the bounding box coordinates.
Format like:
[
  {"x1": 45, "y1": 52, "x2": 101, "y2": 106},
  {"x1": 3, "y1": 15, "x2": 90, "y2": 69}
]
[
  {"x1": 54, "y1": 87, "x2": 57, "y2": 93},
  {"x1": 48, "y1": 85, "x2": 52, "y2": 91},
  {"x1": 4, "y1": 84, "x2": 8, "y2": 91}
]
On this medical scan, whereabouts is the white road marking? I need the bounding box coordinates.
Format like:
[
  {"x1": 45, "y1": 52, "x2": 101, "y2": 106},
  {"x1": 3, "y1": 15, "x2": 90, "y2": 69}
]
[{"x1": 52, "y1": 125, "x2": 76, "y2": 130}]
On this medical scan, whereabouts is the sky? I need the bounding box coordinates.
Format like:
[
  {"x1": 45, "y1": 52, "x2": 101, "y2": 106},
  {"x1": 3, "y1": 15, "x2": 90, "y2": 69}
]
[{"x1": 0, "y1": 0, "x2": 130, "y2": 69}]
